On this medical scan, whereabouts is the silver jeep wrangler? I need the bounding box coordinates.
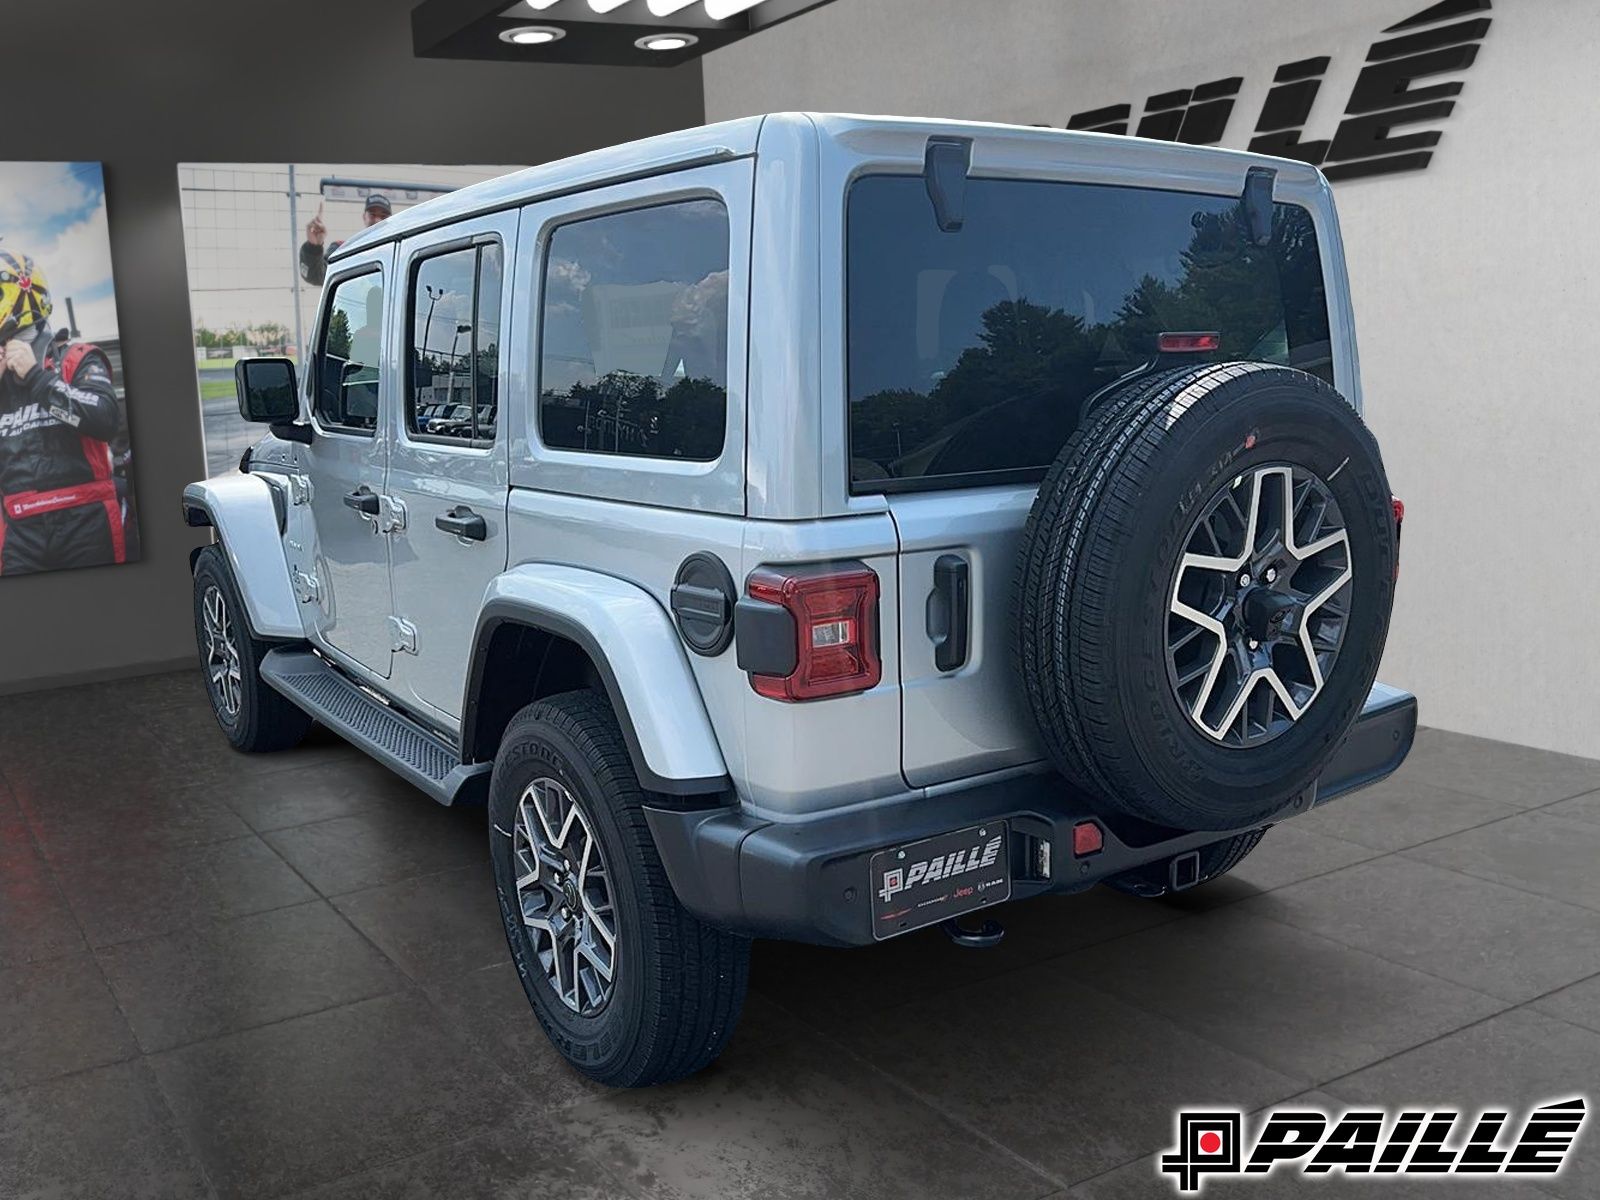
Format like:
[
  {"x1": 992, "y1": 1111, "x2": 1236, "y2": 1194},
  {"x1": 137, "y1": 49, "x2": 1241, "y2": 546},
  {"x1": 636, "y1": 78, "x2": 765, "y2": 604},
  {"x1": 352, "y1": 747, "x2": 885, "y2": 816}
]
[{"x1": 184, "y1": 114, "x2": 1415, "y2": 1087}]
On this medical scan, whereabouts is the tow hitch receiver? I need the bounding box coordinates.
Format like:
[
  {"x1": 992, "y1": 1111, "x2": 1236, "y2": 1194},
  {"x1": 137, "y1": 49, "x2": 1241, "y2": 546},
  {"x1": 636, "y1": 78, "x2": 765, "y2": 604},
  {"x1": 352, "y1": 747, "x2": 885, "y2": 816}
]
[{"x1": 1170, "y1": 850, "x2": 1203, "y2": 892}]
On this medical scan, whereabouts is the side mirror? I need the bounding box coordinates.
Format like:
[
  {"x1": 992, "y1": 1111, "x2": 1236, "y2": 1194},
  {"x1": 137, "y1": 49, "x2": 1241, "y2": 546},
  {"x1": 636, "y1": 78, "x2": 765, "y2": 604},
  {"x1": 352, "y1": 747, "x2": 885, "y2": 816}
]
[{"x1": 235, "y1": 357, "x2": 300, "y2": 424}]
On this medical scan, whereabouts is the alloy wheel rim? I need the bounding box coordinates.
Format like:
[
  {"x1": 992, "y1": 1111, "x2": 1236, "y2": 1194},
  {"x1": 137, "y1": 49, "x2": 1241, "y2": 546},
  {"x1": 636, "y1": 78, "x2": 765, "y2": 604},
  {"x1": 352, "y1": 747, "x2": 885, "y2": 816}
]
[
  {"x1": 201, "y1": 585, "x2": 243, "y2": 721},
  {"x1": 1166, "y1": 463, "x2": 1353, "y2": 747},
  {"x1": 512, "y1": 777, "x2": 618, "y2": 1016}
]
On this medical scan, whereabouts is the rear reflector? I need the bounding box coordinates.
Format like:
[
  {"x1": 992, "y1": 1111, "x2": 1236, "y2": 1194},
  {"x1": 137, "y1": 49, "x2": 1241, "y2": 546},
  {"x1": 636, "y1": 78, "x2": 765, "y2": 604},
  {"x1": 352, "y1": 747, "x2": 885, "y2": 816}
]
[
  {"x1": 1072, "y1": 820, "x2": 1103, "y2": 857},
  {"x1": 1158, "y1": 331, "x2": 1222, "y2": 354},
  {"x1": 745, "y1": 563, "x2": 882, "y2": 701}
]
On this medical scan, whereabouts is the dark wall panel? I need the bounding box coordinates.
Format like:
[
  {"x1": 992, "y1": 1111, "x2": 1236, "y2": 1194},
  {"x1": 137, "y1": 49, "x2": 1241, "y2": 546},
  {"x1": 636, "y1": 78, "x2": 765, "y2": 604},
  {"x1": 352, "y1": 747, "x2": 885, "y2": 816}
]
[{"x1": 0, "y1": 0, "x2": 703, "y2": 693}]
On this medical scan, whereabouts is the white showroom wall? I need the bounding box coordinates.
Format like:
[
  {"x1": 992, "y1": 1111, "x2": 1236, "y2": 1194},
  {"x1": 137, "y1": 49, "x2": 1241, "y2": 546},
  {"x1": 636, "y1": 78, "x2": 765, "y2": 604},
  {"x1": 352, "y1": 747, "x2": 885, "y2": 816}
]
[{"x1": 703, "y1": 0, "x2": 1600, "y2": 759}]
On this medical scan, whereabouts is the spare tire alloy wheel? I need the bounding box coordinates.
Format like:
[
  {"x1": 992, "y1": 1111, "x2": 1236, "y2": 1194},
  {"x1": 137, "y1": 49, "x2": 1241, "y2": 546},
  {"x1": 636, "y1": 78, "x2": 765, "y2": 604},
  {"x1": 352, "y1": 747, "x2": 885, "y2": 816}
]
[
  {"x1": 1168, "y1": 464, "x2": 1353, "y2": 746},
  {"x1": 1014, "y1": 362, "x2": 1396, "y2": 832},
  {"x1": 512, "y1": 776, "x2": 618, "y2": 1017}
]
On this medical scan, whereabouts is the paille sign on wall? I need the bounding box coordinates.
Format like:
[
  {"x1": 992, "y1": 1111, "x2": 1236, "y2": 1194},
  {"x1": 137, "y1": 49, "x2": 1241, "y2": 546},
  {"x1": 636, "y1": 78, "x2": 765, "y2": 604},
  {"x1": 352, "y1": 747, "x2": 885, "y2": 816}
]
[{"x1": 1065, "y1": 0, "x2": 1491, "y2": 181}]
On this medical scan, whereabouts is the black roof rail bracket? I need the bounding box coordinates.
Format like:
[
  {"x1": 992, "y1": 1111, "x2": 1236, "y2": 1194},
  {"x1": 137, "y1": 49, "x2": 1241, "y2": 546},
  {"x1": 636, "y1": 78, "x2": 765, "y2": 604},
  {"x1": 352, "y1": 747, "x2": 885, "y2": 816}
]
[
  {"x1": 1243, "y1": 165, "x2": 1277, "y2": 246},
  {"x1": 924, "y1": 137, "x2": 974, "y2": 233}
]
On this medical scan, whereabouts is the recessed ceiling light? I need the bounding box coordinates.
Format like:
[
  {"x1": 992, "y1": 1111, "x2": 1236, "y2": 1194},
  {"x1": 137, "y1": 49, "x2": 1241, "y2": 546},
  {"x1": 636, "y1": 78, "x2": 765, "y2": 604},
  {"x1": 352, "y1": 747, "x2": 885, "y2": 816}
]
[
  {"x1": 499, "y1": 24, "x2": 566, "y2": 44},
  {"x1": 587, "y1": 0, "x2": 632, "y2": 10},
  {"x1": 636, "y1": 31, "x2": 698, "y2": 50},
  {"x1": 524, "y1": 0, "x2": 561, "y2": 9}
]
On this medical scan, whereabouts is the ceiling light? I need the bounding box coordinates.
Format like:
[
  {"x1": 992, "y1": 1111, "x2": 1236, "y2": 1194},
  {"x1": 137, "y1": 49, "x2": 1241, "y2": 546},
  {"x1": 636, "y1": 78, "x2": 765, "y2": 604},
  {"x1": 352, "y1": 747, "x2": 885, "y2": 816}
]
[
  {"x1": 646, "y1": 0, "x2": 698, "y2": 13},
  {"x1": 587, "y1": 0, "x2": 633, "y2": 11},
  {"x1": 499, "y1": 24, "x2": 566, "y2": 43},
  {"x1": 524, "y1": 0, "x2": 561, "y2": 8},
  {"x1": 704, "y1": 0, "x2": 769, "y2": 17},
  {"x1": 636, "y1": 31, "x2": 698, "y2": 50}
]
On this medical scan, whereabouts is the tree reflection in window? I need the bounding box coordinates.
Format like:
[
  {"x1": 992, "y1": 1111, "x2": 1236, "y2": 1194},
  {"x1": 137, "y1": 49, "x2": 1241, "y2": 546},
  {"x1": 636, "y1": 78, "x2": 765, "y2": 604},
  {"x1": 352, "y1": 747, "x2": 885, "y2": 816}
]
[{"x1": 847, "y1": 178, "x2": 1331, "y2": 490}]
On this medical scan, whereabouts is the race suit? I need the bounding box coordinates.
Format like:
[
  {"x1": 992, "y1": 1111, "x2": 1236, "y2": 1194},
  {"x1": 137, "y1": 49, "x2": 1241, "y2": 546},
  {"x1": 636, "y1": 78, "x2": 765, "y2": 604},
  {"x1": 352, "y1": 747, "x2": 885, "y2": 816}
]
[{"x1": 0, "y1": 348, "x2": 125, "y2": 575}]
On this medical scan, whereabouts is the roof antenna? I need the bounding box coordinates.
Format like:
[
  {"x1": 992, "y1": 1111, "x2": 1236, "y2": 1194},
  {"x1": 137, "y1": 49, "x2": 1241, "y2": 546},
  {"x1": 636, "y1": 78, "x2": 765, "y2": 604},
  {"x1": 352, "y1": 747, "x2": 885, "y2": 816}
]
[
  {"x1": 1243, "y1": 166, "x2": 1277, "y2": 246},
  {"x1": 924, "y1": 137, "x2": 973, "y2": 233}
]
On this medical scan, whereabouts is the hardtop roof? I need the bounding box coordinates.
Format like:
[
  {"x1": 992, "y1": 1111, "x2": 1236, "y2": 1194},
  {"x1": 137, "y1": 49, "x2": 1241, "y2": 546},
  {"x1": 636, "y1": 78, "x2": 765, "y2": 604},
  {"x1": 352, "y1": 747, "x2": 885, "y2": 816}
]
[{"x1": 330, "y1": 112, "x2": 1323, "y2": 261}]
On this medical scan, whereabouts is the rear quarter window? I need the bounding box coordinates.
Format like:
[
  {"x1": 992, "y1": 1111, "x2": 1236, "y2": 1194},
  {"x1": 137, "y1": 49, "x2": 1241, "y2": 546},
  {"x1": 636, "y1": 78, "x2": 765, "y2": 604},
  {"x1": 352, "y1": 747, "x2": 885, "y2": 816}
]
[{"x1": 846, "y1": 175, "x2": 1332, "y2": 492}]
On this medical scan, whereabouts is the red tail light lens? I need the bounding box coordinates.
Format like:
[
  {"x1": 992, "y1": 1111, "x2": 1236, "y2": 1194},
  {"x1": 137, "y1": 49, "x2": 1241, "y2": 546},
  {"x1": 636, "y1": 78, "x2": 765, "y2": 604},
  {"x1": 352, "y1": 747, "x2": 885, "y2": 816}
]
[
  {"x1": 745, "y1": 564, "x2": 881, "y2": 701},
  {"x1": 1157, "y1": 331, "x2": 1222, "y2": 354}
]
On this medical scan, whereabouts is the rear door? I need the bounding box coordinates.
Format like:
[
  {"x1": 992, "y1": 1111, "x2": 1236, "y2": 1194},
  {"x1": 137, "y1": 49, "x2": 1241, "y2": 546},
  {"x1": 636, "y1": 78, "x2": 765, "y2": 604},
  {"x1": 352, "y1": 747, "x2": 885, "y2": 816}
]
[
  {"x1": 302, "y1": 252, "x2": 395, "y2": 678},
  {"x1": 843, "y1": 171, "x2": 1337, "y2": 787},
  {"x1": 386, "y1": 214, "x2": 516, "y2": 727}
]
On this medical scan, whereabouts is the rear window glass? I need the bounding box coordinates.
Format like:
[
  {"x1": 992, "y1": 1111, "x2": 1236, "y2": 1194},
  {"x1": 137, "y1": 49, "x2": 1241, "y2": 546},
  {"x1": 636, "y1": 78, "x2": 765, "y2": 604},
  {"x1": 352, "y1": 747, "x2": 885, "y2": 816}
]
[{"x1": 846, "y1": 175, "x2": 1332, "y2": 492}]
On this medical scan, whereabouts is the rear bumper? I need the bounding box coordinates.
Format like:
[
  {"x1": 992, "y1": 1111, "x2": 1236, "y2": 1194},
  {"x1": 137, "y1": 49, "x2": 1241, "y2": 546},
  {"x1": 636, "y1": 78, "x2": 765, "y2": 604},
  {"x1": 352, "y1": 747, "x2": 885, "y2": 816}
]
[{"x1": 645, "y1": 684, "x2": 1416, "y2": 947}]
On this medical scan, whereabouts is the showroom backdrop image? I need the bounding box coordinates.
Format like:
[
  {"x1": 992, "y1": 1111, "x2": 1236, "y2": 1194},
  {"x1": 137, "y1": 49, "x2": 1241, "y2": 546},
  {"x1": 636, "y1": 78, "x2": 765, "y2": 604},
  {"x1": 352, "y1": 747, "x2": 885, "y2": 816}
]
[
  {"x1": 0, "y1": 161, "x2": 139, "y2": 577},
  {"x1": 178, "y1": 163, "x2": 523, "y2": 477}
]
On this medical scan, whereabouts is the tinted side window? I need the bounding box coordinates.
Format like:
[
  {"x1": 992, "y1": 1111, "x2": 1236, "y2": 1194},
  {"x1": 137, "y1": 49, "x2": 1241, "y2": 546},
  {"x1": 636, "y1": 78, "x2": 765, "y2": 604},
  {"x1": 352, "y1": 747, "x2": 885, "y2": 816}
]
[
  {"x1": 539, "y1": 199, "x2": 729, "y2": 462},
  {"x1": 846, "y1": 176, "x2": 1332, "y2": 492},
  {"x1": 407, "y1": 242, "x2": 502, "y2": 444},
  {"x1": 315, "y1": 271, "x2": 384, "y2": 433}
]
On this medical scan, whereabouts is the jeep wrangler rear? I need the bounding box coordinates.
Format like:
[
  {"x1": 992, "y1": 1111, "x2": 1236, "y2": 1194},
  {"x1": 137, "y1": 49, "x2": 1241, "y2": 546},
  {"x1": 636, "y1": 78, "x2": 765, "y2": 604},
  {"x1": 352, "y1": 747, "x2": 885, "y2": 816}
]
[{"x1": 184, "y1": 113, "x2": 1414, "y2": 1087}]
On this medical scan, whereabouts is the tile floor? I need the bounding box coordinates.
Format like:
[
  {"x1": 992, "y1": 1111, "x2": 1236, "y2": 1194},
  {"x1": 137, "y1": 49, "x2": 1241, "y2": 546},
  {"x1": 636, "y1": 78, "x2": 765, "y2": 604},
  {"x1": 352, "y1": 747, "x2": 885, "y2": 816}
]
[{"x1": 1, "y1": 671, "x2": 1596, "y2": 1199}]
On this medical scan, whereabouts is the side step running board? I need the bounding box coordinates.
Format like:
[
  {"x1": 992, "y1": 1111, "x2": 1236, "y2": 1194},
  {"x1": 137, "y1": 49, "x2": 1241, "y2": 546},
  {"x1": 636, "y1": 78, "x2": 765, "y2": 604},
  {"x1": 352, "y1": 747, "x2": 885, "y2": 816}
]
[{"x1": 259, "y1": 648, "x2": 490, "y2": 806}]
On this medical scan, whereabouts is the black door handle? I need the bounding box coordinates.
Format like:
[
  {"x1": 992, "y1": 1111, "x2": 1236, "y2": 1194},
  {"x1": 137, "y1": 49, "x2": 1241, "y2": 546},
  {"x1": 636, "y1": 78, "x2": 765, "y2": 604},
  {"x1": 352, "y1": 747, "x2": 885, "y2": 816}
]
[
  {"x1": 343, "y1": 489, "x2": 379, "y2": 516},
  {"x1": 435, "y1": 506, "x2": 487, "y2": 541},
  {"x1": 926, "y1": 554, "x2": 970, "y2": 672}
]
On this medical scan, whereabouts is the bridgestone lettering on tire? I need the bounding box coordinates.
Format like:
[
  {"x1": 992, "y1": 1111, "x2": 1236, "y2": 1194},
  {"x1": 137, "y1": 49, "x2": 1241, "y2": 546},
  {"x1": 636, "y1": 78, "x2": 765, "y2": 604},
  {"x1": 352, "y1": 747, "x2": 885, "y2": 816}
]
[{"x1": 1015, "y1": 364, "x2": 1397, "y2": 831}]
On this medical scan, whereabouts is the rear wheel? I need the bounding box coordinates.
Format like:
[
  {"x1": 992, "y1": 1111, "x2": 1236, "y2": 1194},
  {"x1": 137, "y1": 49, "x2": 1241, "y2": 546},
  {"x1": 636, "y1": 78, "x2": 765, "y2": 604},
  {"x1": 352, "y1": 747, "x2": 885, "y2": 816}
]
[
  {"x1": 1105, "y1": 829, "x2": 1268, "y2": 898},
  {"x1": 192, "y1": 545, "x2": 312, "y2": 753},
  {"x1": 488, "y1": 690, "x2": 749, "y2": 1087}
]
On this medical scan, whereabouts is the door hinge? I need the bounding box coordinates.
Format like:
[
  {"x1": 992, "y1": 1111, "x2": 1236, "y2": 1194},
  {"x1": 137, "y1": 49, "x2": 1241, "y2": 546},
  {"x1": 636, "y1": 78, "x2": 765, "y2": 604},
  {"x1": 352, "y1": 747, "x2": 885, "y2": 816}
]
[
  {"x1": 379, "y1": 495, "x2": 408, "y2": 534},
  {"x1": 292, "y1": 569, "x2": 321, "y2": 605},
  {"x1": 287, "y1": 474, "x2": 314, "y2": 505},
  {"x1": 388, "y1": 616, "x2": 418, "y2": 655}
]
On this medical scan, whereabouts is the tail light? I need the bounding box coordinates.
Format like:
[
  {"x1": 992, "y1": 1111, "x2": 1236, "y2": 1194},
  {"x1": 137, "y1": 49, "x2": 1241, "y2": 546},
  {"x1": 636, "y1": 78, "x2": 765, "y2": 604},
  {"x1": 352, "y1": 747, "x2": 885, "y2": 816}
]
[
  {"x1": 1157, "y1": 331, "x2": 1222, "y2": 354},
  {"x1": 738, "y1": 563, "x2": 881, "y2": 701}
]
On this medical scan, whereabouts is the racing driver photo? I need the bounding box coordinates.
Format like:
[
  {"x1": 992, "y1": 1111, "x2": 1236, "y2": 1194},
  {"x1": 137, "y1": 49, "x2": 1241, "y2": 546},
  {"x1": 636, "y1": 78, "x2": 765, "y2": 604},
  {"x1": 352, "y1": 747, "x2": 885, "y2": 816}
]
[{"x1": 0, "y1": 162, "x2": 139, "y2": 577}]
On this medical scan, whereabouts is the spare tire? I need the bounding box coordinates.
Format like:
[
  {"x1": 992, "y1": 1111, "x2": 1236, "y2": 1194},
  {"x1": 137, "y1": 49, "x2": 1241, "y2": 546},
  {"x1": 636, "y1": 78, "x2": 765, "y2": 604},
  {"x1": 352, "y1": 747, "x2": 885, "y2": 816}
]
[{"x1": 1015, "y1": 362, "x2": 1396, "y2": 831}]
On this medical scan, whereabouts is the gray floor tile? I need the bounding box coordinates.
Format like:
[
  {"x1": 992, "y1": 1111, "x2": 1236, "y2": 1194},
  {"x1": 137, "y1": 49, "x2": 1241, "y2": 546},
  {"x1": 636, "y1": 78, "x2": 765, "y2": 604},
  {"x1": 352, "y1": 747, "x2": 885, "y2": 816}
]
[
  {"x1": 263, "y1": 800, "x2": 488, "y2": 896},
  {"x1": 551, "y1": 1033, "x2": 1058, "y2": 1200},
  {"x1": 0, "y1": 831, "x2": 84, "y2": 968},
  {"x1": 96, "y1": 900, "x2": 406, "y2": 1053},
  {"x1": 22, "y1": 785, "x2": 254, "y2": 866},
  {"x1": 1141, "y1": 822, "x2": 1381, "y2": 913},
  {"x1": 420, "y1": 961, "x2": 612, "y2": 1112},
  {"x1": 0, "y1": 953, "x2": 137, "y2": 1091},
  {"x1": 1237, "y1": 856, "x2": 1600, "y2": 1003},
  {"x1": 1406, "y1": 812, "x2": 1600, "y2": 911},
  {"x1": 333, "y1": 864, "x2": 507, "y2": 983},
  {"x1": 0, "y1": 1060, "x2": 211, "y2": 1200},
  {"x1": 1328, "y1": 1008, "x2": 1599, "y2": 1199},
  {"x1": 93, "y1": 668, "x2": 211, "y2": 713},
  {"x1": 214, "y1": 754, "x2": 421, "y2": 832},
  {"x1": 1544, "y1": 788, "x2": 1600, "y2": 826},
  {"x1": 282, "y1": 1124, "x2": 649, "y2": 1200},
  {"x1": 836, "y1": 972, "x2": 1301, "y2": 1185},
  {"x1": 1069, "y1": 909, "x2": 1509, "y2": 1083},
  {"x1": 55, "y1": 833, "x2": 316, "y2": 948},
  {"x1": 752, "y1": 884, "x2": 1182, "y2": 1032},
  {"x1": 1297, "y1": 773, "x2": 1522, "y2": 851},
  {"x1": 151, "y1": 991, "x2": 534, "y2": 1200},
  {"x1": 1530, "y1": 973, "x2": 1600, "y2": 1036},
  {"x1": 1401, "y1": 728, "x2": 1600, "y2": 807}
]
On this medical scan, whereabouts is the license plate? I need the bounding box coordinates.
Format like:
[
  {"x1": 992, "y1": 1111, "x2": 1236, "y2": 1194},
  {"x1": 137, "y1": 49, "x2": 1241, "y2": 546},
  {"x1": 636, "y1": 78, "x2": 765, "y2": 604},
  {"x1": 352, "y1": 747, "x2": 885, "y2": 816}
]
[{"x1": 869, "y1": 822, "x2": 1010, "y2": 940}]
